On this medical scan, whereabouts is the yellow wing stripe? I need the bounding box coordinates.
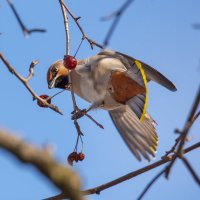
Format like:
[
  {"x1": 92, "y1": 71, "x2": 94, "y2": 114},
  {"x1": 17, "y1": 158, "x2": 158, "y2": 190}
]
[{"x1": 135, "y1": 60, "x2": 148, "y2": 122}]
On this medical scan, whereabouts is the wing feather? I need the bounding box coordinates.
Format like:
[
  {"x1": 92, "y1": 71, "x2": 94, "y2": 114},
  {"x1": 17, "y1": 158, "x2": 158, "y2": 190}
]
[
  {"x1": 109, "y1": 106, "x2": 158, "y2": 161},
  {"x1": 98, "y1": 50, "x2": 177, "y2": 91}
]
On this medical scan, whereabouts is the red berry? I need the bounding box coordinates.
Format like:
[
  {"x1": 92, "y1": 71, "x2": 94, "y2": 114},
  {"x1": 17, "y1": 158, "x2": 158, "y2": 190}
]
[
  {"x1": 67, "y1": 152, "x2": 79, "y2": 165},
  {"x1": 67, "y1": 157, "x2": 74, "y2": 166},
  {"x1": 63, "y1": 55, "x2": 77, "y2": 70},
  {"x1": 37, "y1": 95, "x2": 51, "y2": 107},
  {"x1": 67, "y1": 155, "x2": 74, "y2": 166},
  {"x1": 78, "y1": 152, "x2": 85, "y2": 161}
]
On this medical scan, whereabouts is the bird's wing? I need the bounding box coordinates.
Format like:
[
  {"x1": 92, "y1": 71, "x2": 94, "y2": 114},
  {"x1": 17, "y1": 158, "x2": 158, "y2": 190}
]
[
  {"x1": 109, "y1": 106, "x2": 158, "y2": 161},
  {"x1": 124, "y1": 60, "x2": 148, "y2": 121},
  {"x1": 98, "y1": 50, "x2": 177, "y2": 91},
  {"x1": 126, "y1": 93, "x2": 147, "y2": 121},
  {"x1": 110, "y1": 58, "x2": 148, "y2": 121}
]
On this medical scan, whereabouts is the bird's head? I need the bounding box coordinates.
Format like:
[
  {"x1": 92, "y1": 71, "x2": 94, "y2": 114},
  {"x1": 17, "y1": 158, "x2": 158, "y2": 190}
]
[{"x1": 47, "y1": 60, "x2": 70, "y2": 90}]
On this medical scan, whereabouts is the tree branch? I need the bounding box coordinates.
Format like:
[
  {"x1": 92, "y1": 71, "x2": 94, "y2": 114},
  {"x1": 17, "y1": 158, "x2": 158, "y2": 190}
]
[
  {"x1": 7, "y1": 0, "x2": 46, "y2": 37},
  {"x1": 182, "y1": 157, "x2": 200, "y2": 185},
  {"x1": 165, "y1": 85, "x2": 200, "y2": 178},
  {"x1": 45, "y1": 141, "x2": 200, "y2": 199},
  {"x1": 58, "y1": 0, "x2": 104, "y2": 139},
  {"x1": 59, "y1": 0, "x2": 70, "y2": 55},
  {"x1": 60, "y1": 1, "x2": 103, "y2": 49},
  {"x1": 137, "y1": 169, "x2": 165, "y2": 200},
  {"x1": 0, "y1": 53, "x2": 63, "y2": 115},
  {"x1": 0, "y1": 129, "x2": 84, "y2": 200},
  {"x1": 58, "y1": 0, "x2": 85, "y2": 138},
  {"x1": 102, "y1": 0, "x2": 135, "y2": 47},
  {"x1": 192, "y1": 23, "x2": 200, "y2": 30}
]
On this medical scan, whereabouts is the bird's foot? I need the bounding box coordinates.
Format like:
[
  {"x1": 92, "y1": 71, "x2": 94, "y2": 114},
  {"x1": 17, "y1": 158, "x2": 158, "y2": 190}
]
[{"x1": 71, "y1": 109, "x2": 87, "y2": 120}]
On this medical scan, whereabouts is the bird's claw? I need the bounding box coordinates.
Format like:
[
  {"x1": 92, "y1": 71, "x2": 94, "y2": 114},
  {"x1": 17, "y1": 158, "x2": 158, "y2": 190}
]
[{"x1": 71, "y1": 109, "x2": 87, "y2": 120}]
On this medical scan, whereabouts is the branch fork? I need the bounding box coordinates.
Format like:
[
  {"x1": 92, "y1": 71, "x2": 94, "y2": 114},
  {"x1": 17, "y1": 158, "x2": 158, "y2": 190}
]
[{"x1": 0, "y1": 53, "x2": 63, "y2": 115}]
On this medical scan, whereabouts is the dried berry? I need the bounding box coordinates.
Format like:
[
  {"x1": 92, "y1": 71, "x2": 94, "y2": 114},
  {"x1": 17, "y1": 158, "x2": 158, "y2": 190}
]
[
  {"x1": 37, "y1": 95, "x2": 51, "y2": 107},
  {"x1": 67, "y1": 152, "x2": 79, "y2": 165},
  {"x1": 78, "y1": 152, "x2": 85, "y2": 161},
  {"x1": 63, "y1": 55, "x2": 77, "y2": 70}
]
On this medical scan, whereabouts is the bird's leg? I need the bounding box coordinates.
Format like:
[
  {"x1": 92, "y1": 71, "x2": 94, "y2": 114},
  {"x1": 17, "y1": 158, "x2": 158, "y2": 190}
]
[
  {"x1": 71, "y1": 108, "x2": 87, "y2": 120},
  {"x1": 71, "y1": 100, "x2": 102, "y2": 120}
]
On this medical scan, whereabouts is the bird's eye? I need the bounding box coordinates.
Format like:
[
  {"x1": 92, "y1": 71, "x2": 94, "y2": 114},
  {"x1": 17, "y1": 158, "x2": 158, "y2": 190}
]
[{"x1": 51, "y1": 66, "x2": 58, "y2": 76}]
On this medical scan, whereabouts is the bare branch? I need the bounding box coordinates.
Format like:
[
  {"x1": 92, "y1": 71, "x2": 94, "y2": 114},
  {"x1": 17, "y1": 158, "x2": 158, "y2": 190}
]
[
  {"x1": 25, "y1": 60, "x2": 39, "y2": 81},
  {"x1": 83, "y1": 143, "x2": 196, "y2": 196},
  {"x1": 182, "y1": 157, "x2": 200, "y2": 185},
  {"x1": 7, "y1": 0, "x2": 46, "y2": 37},
  {"x1": 177, "y1": 86, "x2": 200, "y2": 153},
  {"x1": 162, "y1": 137, "x2": 179, "y2": 159},
  {"x1": 0, "y1": 129, "x2": 84, "y2": 200},
  {"x1": 162, "y1": 111, "x2": 200, "y2": 162},
  {"x1": 58, "y1": 1, "x2": 104, "y2": 139},
  {"x1": 58, "y1": 0, "x2": 85, "y2": 138},
  {"x1": 46, "y1": 142, "x2": 200, "y2": 199},
  {"x1": 59, "y1": 0, "x2": 70, "y2": 55},
  {"x1": 85, "y1": 113, "x2": 104, "y2": 129},
  {"x1": 0, "y1": 53, "x2": 63, "y2": 115},
  {"x1": 137, "y1": 169, "x2": 165, "y2": 200},
  {"x1": 102, "y1": 0, "x2": 135, "y2": 47},
  {"x1": 60, "y1": 1, "x2": 103, "y2": 49},
  {"x1": 192, "y1": 23, "x2": 200, "y2": 30},
  {"x1": 165, "y1": 85, "x2": 200, "y2": 178}
]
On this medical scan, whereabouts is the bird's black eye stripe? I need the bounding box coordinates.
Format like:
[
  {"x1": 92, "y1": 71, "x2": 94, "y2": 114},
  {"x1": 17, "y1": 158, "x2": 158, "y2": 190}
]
[{"x1": 51, "y1": 66, "x2": 58, "y2": 77}]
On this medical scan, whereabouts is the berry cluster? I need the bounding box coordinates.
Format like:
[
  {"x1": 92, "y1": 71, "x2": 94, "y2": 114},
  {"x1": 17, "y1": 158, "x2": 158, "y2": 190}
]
[
  {"x1": 63, "y1": 55, "x2": 77, "y2": 70},
  {"x1": 68, "y1": 152, "x2": 85, "y2": 165},
  {"x1": 37, "y1": 95, "x2": 51, "y2": 107}
]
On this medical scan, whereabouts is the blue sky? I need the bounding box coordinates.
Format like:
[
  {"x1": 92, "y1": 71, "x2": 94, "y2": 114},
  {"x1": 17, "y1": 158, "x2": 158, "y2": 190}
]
[{"x1": 0, "y1": 0, "x2": 200, "y2": 200}]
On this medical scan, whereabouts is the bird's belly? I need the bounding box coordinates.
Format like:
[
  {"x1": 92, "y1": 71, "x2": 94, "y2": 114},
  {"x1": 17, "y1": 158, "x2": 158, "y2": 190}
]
[
  {"x1": 79, "y1": 77, "x2": 122, "y2": 110},
  {"x1": 101, "y1": 94, "x2": 123, "y2": 110},
  {"x1": 80, "y1": 79, "x2": 106, "y2": 103}
]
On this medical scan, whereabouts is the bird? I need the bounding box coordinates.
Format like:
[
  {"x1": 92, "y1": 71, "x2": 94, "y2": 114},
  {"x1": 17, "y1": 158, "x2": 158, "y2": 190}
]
[{"x1": 47, "y1": 50, "x2": 177, "y2": 161}]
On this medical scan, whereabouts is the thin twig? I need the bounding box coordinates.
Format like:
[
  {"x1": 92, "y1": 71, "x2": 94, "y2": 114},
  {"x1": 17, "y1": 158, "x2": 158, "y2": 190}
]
[
  {"x1": 59, "y1": 0, "x2": 103, "y2": 137},
  {"x1": 0, "y1": 53, "x2": 63, "y2": 115},
  {"x1": 45, "y1": 142, "x2": 200, "y2": 199},
  {"x1": 85, "y1": 113, "x2": 104, "y2": 129},
  {"x1": 83, "y1": 142, "x2": 200, "y2": 195},
  {"x1": 102, "y1": 0, "x2": 135, "y2": 47},
  {"x1": 25, "y1": 60, "x2": 39, "y2": 81},
  {"x1": 59, "y1": 0, "x2": 84, "y2": 137},
  {"x1": 192, "y1": 23, "x2": 200, "y2": 30},
  {"x1": 162, "y1": 137, "x2": 179, "y2": 159},
  {"x1": 177, "y1": 86, "x2": 200, "y2": 154},
  {"x1": 59, "y1": 0, "x2": 76, "y2": 108},
  {"x1": 58, "y1": 0, "x2": 76, "y2": 109},
  {"x1": 137, "y1": 169, "x2": 165, "y2": 200},
  {"x1": 68, "y1": 78, "x2": 83, "y2": 136},
  {"x1": 7, "y1": 0, "x2": 46, "y2": 37},
  {"x1": 165, "y1": 85, "x2": 200, "y2": 178},
  {"x1": 162, "y1": 111, "x2": 200, "y2": 159},
  {"x1": 59, "y1": 0, "x2": 70, "y2": 55},
  {"x1": 61, "y1": 1, "x2": 103, "y2": 49},
  {"x1": 182, "y1": 157, "x2": 200, "y2": 185},
  {"x1": 0, "y1": 129, "x2": 83, "y2": 200}
]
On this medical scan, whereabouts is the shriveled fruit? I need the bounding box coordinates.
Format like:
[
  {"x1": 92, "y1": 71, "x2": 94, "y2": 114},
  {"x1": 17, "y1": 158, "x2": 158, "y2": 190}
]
[
  {"x1": 78, "y1": 152, "x2": 85, "y2": 161},
  {"x1": 37, "y1": 95, "x2": 51, "y2": 107},
  {"x1": 67, "y1": 152, "x2": 79, "y2": 165}
]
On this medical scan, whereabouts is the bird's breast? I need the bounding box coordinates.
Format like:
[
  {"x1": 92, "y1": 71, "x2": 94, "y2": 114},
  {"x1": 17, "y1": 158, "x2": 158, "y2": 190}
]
[{"x1": 79, "y1": 76, "x2": 108, "y2": 103}]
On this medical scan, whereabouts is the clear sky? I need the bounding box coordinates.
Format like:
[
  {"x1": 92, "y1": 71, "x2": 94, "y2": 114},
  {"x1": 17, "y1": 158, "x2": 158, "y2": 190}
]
[{"x1": 0, "y1": 0, "x2": 200, "y2": 200}]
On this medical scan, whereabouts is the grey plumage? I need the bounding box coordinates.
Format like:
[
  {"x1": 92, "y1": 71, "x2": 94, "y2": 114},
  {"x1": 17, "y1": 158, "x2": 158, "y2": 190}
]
[
  {"x1": 99, "y1": 50, "x2": 177, "y2": 92},
  {"x1": 109, "y1": 106, "x2": 158, "y2": 161},
  {"x1": 48, "y1": 50, "x2": 176, "y2": 162}
]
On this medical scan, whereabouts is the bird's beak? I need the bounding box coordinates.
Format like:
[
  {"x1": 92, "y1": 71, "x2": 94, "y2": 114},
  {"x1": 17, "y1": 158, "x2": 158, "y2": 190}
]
[
  {"x1": 48, "y1": 75, "x2": 70, "y2": 89},
  {"x1": 48, "y1": 76, "x2": 57, "y2": 89}
]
